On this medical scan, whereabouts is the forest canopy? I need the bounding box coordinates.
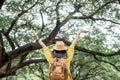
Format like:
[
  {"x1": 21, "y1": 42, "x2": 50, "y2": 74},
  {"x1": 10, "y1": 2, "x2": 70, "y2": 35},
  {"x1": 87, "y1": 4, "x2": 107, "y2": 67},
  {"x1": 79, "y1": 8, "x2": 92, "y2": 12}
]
[{"x1": 0, "y1": 0, "x2": 120, "y2": 80}]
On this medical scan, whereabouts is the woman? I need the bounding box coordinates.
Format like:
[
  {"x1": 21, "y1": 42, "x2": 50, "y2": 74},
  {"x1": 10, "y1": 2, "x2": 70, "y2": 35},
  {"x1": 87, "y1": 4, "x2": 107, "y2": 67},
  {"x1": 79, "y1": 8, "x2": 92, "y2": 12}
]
[{"x1": 33, "y1": 29, "x2": 82, "y2": 80}]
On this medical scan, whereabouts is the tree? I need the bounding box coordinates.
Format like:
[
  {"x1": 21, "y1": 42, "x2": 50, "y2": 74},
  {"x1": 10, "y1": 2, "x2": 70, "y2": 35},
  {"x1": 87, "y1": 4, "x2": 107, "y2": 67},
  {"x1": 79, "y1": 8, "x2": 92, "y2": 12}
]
[{"x1": 0, "y1": 0, "x2": 120, "y2": 80}]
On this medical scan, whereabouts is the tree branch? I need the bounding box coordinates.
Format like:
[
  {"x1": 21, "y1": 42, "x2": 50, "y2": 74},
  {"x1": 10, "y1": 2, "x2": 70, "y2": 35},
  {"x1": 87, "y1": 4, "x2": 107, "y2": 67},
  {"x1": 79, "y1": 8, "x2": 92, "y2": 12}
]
[
  {"x1": 81, "y1": 65, "x2": 101, "y2": 80},
  {"x1": 3, "y1": 0, "x2": 39, "y2": 50},
  {"x1": 4, "y1": 34, "x2": 15, "y2": 50},
  {"x1": 10, "y1": 59, "x2": 47, "y2": 72},
  {"x1": 0, "y1": 32, "x2": 4, "y2": 62},
  {"x1": 94, "y1": 55, "x2": 120, "y2": 72},
  {"x1": 118, "y1": 0, "x2": 120, "y2": 4},
  {"x1": 90, "y1": 0, "x2": 116, "y2": 16},
  {"x1": 92, "y1": 18, "x2": 120, "y2": 25},
  {"x1": 0, "y1": 38, "x2": 50, "y2": 68},
  {"x1": 62, "y1": 38, "x2": 120, "y2": 57},
  {"x1": 72, "y1": 16, "x2": 120, "y2": 25},
  {"x1": 0, "y1": 0, "x2": 5, "y2": 9},
  {"x1": 72, "y1": 0, "x2": 120, "y2": 25},
  {"x1": 6, "y1": 0, "x2": 38, "y2": 35},
  {"x1": 39, "y1": 10, "x2": 45, "y2": 34},
  {"x1": 47, "y1": 0, "x2": 62, "y2": 41},
  {"x1": 56, "y1": 0, "x2": 62, "y2": 24},
  {"x1": 0, "y1": 58, "x2": 47, "y2": 78}
]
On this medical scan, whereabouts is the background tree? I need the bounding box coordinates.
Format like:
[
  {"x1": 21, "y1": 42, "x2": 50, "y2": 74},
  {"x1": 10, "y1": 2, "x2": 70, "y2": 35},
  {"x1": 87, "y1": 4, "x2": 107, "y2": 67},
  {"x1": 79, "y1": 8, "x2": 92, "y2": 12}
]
[{"x1": 0, "y1": 0, "x2": 120, "y2": 80}]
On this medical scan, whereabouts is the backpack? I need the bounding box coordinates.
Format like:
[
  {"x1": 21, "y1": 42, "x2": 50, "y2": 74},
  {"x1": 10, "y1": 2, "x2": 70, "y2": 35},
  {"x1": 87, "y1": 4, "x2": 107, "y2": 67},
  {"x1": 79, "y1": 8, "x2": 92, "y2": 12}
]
[{"x1": 49, "y1": 58, "x2": 68, "y2": 80}]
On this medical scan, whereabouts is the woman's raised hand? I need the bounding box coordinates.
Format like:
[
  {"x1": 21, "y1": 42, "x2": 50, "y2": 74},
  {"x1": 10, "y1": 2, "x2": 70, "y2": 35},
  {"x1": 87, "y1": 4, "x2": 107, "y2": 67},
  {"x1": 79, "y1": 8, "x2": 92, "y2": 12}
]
[{"x1": 33, "y1": 30, "x2": 39, "y2": 40}]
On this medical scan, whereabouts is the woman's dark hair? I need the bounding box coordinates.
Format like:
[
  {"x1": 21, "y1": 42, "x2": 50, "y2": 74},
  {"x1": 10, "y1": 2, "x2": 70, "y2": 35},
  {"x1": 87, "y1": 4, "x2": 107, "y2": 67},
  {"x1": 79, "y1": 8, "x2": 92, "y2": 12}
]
[{"x1": 52, "y1": 50, "x2": 67, "y2": 58}]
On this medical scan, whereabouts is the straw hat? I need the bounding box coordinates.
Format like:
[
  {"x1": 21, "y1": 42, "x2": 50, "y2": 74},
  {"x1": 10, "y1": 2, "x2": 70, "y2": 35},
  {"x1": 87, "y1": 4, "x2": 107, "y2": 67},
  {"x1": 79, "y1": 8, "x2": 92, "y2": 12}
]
[{"x1": 53, "y1": 41, "x2": 67, "y2": 50}]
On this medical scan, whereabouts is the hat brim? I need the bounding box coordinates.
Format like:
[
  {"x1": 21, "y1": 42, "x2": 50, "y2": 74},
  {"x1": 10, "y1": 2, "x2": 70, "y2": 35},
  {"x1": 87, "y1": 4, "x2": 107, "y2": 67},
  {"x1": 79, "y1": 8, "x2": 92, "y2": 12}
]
[{"x1": 53, "y1": 47, "x2": 67, "y2": 51}]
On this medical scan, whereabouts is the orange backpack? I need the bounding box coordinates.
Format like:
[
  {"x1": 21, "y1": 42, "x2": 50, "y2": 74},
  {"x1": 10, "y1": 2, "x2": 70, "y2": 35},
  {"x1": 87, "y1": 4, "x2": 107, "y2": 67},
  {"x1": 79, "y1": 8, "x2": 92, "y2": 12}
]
[{"x1": 49, "y1": 58, "x2": 68, "y2": 80}]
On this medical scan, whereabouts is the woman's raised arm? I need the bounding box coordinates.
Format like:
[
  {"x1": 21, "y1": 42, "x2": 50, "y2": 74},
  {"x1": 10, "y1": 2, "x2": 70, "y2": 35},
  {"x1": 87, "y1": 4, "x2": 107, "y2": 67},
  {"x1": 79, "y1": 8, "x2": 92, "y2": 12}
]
[
  {"x1": 33, "y1": 31, "x2": 46, "y2": 48},
  {"x1": 71, "y1": 29, "x2": 83, "y2": 45}
]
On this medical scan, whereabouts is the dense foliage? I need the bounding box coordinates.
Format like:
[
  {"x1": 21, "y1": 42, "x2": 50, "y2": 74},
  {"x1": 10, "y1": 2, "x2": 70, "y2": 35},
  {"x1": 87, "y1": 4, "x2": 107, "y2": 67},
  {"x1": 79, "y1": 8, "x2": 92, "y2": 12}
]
[{"x1": 0, "y1": 0, "x2": 120, "y2": 80}]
